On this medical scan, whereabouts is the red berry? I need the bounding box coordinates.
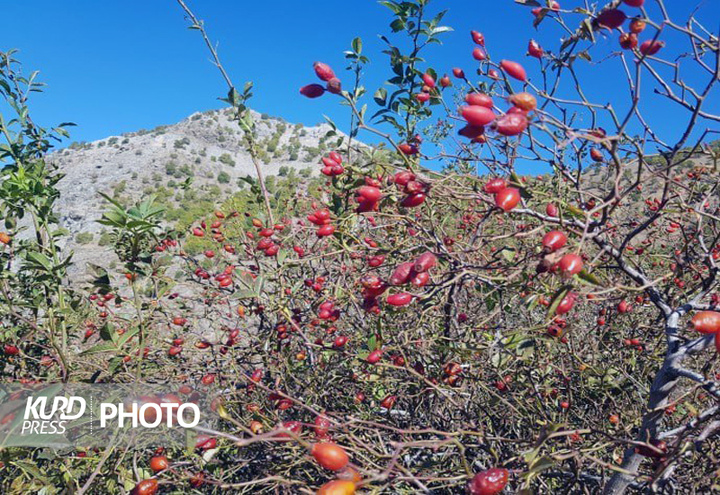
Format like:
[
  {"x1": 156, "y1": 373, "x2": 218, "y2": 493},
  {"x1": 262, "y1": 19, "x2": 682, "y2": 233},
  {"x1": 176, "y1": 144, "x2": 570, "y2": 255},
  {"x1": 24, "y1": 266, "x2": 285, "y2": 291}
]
[
  {"x1": 639, "y1": 40, "x2": 664, "y2": 56},
  {"x1": 595, "y1": 9, "x2": 627, "y2": 30},
  {"x1": 556, "y1": 292, "x2": 577, "y2": 315},
  {"x1": 400, "y1": 193, "x2": 426, "y2": 208},
  {"x1": 483, "y1": 178, "x2": 507, "y2": 194},
  {"x1": 326, "y1": 78, "x2": 342, "y2": 94},
  {"x1": 472, "y1": 47, "x2": 487, "y2": 61},
  {"x1": 495, "y1": 113, "x2": 528, "y2": 136},
  {"x1": 317, "y1": 480, "x2": 356, "y2": 495},
  {"x1": 394, "y1": 171, "x2": 415, "y2": 186},
  {"x1": 356, "y1": 186, "x2": 382, "y2": 204},
  {"x1": 630, "y1": 18, "x2": 646, "y2": 34},
  {"x1": 458, "y1": 124, "x2": 486, "y2": 142},
  {"x1": 317, "y1": 225, "x2": 336, "y2": 237},
  {"x1": 313, "y1": 62, "x2": 336, "y2": 82},
  {"x1": 329, "y1": 151, "x2": 343, "y2": 164},
  {"x1": 470, "y1": 30, "x2": 485, "y2": 46},
  {"x1": 461, "y1": 105, "x2": 496, "y2": 127},
  {"x1": 421, "y1": 73, "x2": 435, "y2": 88},
  {"x1": 300, "y1": 84, "x2": 325, "y2": 98},
  {"x1": 494, "y1": 187, "x2": 521, "y2": 212},
  {"x1": 542, "y1": 231, "x2": 567, "y2": 252},
  {"x1": 618, "y1": 300, "x2": 631, "y2": 314},
  {"x1": 312, "y1": 442, "x2": 349, "y2": 471},
  {"x1": 149, "y1": 455, "x2": 169, "y2": 473},
  {"x1": 366, "y1": 349, "x2": 383, "y2": 364},
  {"x1": 131, "y1": 479, "x2": 158, "y2": 495},
  {"x1": 468, "y1": 468, "x2": 509, "y2": 495},
  {"x1": 508, "y1": 92, "x2": 537, "y2": 111},
  {"x1": 411, "y1": 271, "x2": 430, "y2": 287},
  {"x1": 380, "y1": 395, "x2": 397, "y2": 409},
  {"x1": 314, "y1": 414, "x2": 331, "y2": 439},
  {"x1": 465, "y1": 93, "x2": 494, "y2": 108},
  {"x1": 387, "y1": 293, "x2": 413, "y2": 306},
  {"x1": 558, "y1": 254, "x2": 584, "y2": 278},
  {"x1": 528, "y1": 39, "x2": 543, "y2": 59},
  {"x1": 413, "y1": 252, "x2": 437, "y2": 272},
  {"x1": 333, "y1": 335, "x2": 348, "y2": 348},
  {"x1": 690, "y1": 311, "x2": 720, "y2": 334},
  {"x1": 398, "y1": 143, "x2": 419, "y2": 155},
  {"x1": 619, "y1": 33, "x2": 638, "y2": 50},
  {"x1": 3, "y1": 344, "x2": 19, "y2": 356},
  {"x1": 390, "y1": 262, "x2": 416, "y2": 285},
  {"x1": 500, "y1": 60, "x2": 527, "y2": 81}
]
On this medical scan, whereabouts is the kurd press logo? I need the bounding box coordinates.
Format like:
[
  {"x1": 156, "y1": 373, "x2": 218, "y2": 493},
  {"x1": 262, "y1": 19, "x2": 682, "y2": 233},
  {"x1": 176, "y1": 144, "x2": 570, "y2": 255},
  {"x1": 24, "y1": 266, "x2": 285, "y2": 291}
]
[{"x1": 0, "y1": 383, "x2": 212, "y2": 448}]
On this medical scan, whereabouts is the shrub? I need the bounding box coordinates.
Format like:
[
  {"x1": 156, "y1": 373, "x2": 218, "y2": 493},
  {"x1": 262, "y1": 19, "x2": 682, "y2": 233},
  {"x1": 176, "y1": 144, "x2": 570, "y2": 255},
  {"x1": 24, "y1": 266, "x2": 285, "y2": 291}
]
[
  {"x1": 74, "y1": 232, "x2": 94, "y2": 244},
  {"x1": 2, "y1": 2, "x2": 720, "y2": 494},
  {"x1": 217, "y1": 171, "x2": 230, "y2": 183},
  {"x1": 218, "y1": 153, "x2": 235, "y2": 166}
]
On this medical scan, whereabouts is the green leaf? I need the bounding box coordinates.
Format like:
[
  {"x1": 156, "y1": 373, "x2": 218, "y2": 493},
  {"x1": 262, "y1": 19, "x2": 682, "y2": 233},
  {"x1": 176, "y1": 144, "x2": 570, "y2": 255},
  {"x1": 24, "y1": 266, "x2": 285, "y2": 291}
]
[
  {"x1": 227, "y1": 87, "x2": 240, "y2": 106},
  {"x1": 566, "y1": 205, "x2": 585, "y2": 218},
  {"x1": 501, "y1": 249, "x2": 516, "y2": 262},
  {"x1": 26, "y1": 252, "x2": 53, "y2": 272},
  {"x1": 367, "y1": 334, "x2": 378, "y2": 351},
  {"x1": 323, "y1": 115, "x2": 337, "y2": 131},
  {"x1": 81, "y1": 342, "x2": 118, "y2": 355},
  {"x1": 99, "y1": 323, "x2": 115, "y2": 342},
  {"x1": 526, "y1": 455, "x2": 555, "y2": 477},
  {"x1": 546, "y1": 285, "x2": 572, "y2": 319},
  {"x1": 379, "y1": 0, "x2": 400, "y2": 13},
  {"x1": 14, "y1": 460, "x2": 52, "y2": 481},
  {"x1": 431, "y1": 26, "x2": 453, "y2": 35},
  {"x1": 88, "y1": 264, "x2": 111, "y2": 292},
  {"x1": 117, "y1": 327, "x2": 139, "y2": 347},
  {"x1": 351, "y1": 37, "x2": 363, "y2": 55},
  {"x1": 390, "y1": 18, "x2": 405, "y2": 32},
  {"x1": 108, "y1": 356, "x2": 124, "y2": 374},
  {"x1": 577, "y1": 269, "x2": 603, "y2": 286}
]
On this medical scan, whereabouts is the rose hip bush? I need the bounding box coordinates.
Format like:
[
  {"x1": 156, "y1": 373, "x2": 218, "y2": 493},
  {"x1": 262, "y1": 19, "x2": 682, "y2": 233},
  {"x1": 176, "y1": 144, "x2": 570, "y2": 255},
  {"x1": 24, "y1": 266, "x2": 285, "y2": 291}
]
[{"x1": 1, "y1": 0, "x2": 720, "y2": 493}]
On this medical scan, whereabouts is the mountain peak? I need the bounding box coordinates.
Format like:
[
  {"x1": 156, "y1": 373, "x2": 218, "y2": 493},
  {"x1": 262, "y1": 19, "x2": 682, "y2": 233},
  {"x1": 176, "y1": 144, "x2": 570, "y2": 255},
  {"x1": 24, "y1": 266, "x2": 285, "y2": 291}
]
[{"x1": 49, "y1": 108, "x2": 343, "y2": 277}]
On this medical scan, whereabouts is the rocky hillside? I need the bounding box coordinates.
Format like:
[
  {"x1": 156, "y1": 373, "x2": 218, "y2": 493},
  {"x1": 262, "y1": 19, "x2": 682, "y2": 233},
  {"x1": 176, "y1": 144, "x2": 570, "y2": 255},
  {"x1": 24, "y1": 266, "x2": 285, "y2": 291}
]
[
  {"x1": 46, "y1": 105, "x2": 720, "y2": 281},
  {"x1": 48, "y1": 108, "x2": 342, "y2": 278}
]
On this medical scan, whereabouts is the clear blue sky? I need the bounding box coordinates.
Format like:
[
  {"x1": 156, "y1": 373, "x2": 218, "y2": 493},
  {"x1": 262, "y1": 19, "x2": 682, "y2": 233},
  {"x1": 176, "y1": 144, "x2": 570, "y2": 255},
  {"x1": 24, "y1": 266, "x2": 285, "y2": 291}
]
[{"x1": 2, "y1": 0, "x2": 719, "y2": 161}]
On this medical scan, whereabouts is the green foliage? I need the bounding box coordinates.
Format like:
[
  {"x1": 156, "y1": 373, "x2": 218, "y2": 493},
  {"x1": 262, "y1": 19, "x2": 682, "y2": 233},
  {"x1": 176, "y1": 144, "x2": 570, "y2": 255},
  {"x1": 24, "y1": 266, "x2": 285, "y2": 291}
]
[
  {"x1": 98, "y1": 193, "x2": 164, "y2": 266},
  {"x1": 218, "y1": 153, "x2": 236, "y2": 167},
  {"x1": 217, "y1": 171, "x2": 230, "y2": 184},
  {"x1": 0, "y1": 49, "x2": 80, "y2": 381},
  {"x1": 97, "y1": 231, "x2": 113, "y2": 246},
  {"x1": 75, "y1": 232, "x2": 94, "y2": 244}
]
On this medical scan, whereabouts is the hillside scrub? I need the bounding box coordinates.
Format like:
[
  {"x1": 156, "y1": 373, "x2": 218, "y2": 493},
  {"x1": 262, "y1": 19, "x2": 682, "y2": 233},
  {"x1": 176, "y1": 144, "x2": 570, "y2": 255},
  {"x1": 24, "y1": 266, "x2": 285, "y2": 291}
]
[{"x1": 1, "y1": 0, "x2": 720, "y2": 493}]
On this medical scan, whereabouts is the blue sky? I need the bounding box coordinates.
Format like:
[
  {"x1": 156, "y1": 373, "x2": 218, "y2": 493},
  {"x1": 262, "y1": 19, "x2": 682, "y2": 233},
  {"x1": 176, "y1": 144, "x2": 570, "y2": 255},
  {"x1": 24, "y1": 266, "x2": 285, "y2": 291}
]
[{"x1": 2, "y1": 0, "x2": 719, "y2": 161}]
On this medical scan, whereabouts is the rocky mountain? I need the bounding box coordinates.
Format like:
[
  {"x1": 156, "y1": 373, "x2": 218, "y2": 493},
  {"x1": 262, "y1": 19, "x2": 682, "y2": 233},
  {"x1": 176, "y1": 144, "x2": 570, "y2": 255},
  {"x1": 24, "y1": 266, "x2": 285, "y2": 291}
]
[{"x1": 48, "y1": 108, "x2": 342, "y2": 278}]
